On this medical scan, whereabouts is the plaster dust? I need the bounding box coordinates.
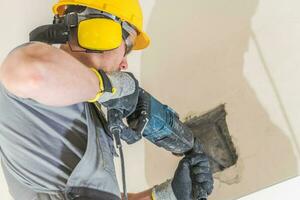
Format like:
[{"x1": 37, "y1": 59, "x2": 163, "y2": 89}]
[{"x1": 140, "y1": 0, "x2": 298, "y2": 200}]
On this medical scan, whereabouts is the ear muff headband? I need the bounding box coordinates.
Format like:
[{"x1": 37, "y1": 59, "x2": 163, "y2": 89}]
[{"x1": 30, "y1": 11, "x2": 137, "y2": 53}]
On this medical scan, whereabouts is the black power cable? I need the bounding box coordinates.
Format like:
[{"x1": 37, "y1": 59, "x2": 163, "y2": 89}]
[{"x1": 93, "y1": 102, "x2": 128, "y2": 200}]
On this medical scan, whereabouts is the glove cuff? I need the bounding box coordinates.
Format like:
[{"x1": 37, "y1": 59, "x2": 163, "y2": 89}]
[
  {"x1": 88, "y1": 68, "x2": 116, "y2": 103},
  {"x1": 152, "y1": 179, "x2": 177, "y2": 200}
]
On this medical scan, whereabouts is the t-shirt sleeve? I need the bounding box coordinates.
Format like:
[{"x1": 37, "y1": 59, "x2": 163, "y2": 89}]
[{"x1": 0, "y1": 82, "x2": 40, "y2": 106}]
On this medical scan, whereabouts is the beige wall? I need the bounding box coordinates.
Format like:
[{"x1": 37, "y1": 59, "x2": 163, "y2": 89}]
[
  {"x1": 140, "y1": 0, "x2": 300, "y2": 200},
  {"x1": 1, "y1": 0, "x2": 300, "y2": 199}
]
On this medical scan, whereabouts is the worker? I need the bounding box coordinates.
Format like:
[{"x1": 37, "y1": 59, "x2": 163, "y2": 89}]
[{"x1": 0, "y1": 0, "x2": 213, "y2": 199}]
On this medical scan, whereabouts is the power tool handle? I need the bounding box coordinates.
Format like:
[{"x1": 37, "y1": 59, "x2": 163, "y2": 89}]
[{"x1": 107, "y1": 109, "x2": 142, "y2": 144}]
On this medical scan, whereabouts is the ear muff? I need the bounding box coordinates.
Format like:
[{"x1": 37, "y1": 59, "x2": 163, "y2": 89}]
[{"x1": 77, "y1": 18, "x2": 122, "y2": 51}]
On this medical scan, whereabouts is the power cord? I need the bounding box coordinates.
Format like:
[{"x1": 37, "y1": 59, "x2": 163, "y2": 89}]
[{"x1": 93, "y1": 102, "x2": 128, "y2": 200}]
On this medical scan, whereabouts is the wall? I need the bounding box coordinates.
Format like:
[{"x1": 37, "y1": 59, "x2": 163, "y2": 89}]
[
  {"x1": 0, "y1": 0, "x2": 299, "y2": 199},
  {"x1": 140, "y1": 0, "x2": 300, "y2": 199}
]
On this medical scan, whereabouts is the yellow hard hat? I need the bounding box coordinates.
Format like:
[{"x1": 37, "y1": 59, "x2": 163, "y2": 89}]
[{"x1": 52, "y1": 0, "x2": 150, "y2": 50}]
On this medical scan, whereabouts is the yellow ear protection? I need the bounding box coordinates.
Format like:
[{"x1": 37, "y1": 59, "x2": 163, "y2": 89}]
[
  {"x1": 30, "y1": 10, "x2": 137, "y2": 54},
  {"x1": 78, "y1": 17, "x2": 122, "y2": 51}
]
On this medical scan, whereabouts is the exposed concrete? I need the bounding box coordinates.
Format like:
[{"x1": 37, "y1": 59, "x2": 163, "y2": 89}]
[
  {"x1": 184, "y1": 105, "x2": 238, "y2": 173},
  {"x1": 141, "y1": 0, "x2": 298, "y2": 199}
]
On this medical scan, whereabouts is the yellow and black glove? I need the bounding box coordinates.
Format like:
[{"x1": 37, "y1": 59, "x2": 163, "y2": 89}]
[{"x1": 88, "y1": 68, "x2": 116, "y2": 103}]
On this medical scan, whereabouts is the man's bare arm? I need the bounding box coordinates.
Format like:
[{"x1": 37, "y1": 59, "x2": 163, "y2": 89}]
[
  {"x1": 0, "y1": 42, "x2": 99, "y2": 106},
  {"x1": 124, "y1": 189, "x2": 153, "y2": 200}
]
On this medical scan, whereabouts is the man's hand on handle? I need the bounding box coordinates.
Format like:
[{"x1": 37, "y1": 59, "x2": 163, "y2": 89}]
[
  {"x1": 153, "y1": 152, "x2": 214, "y2": 200},
  {"x1": 101, "y1": 72, "x2": 142, "y2": 144}
]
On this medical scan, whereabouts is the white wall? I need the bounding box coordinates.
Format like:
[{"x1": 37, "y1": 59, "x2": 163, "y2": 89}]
[
  {"x1": 0, "y1": 0, "x2": 299, "y2": 199},
  {"x1": 238, "y1": 176, "x2": 300, "y2": 200}
]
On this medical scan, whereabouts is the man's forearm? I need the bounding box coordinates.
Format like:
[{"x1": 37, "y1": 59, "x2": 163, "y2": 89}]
[
  {"x1": 125, "y1": 189, "x2": 153, "y2": 200},
  {"x1": 30, "y1": 45, "x2": 99, "y2": 106}
]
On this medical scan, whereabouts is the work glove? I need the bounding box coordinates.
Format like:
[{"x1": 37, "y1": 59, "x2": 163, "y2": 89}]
[
  {"x1": 101, "y1": 72, "x2": 141, "y2": 144},
  {"x1": 152, "y1": 152, "x2": 214, "y2": 200},
  {"x1": 101, "y1": 72, "x2": 139, "y2": 117}
]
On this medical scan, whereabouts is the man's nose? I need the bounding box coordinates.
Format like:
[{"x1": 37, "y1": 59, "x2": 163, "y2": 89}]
[{"x1": 120, "y1": 57, "x2": 128, "y2": 70}]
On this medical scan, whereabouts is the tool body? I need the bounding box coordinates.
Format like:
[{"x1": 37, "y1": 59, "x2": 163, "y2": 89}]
[{"x1": 107, "y1": 88, "x2": 195, "y2": 154}]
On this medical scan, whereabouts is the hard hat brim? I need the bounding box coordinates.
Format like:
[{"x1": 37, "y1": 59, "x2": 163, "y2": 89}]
[{"x1": 133, "y1": 31, "x2": 150, "y2": 50}]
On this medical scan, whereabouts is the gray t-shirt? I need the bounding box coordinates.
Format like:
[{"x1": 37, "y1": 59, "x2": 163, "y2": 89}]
[
  {"x1": 0, "y1": 83, "x2": 88, "y2": 192},
  {"x1": 0, "y1": 80, "x2": 136, "y2": 200},
  {"x1": 0, "y1": 71, "x2": 136, "y2": 198}
]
